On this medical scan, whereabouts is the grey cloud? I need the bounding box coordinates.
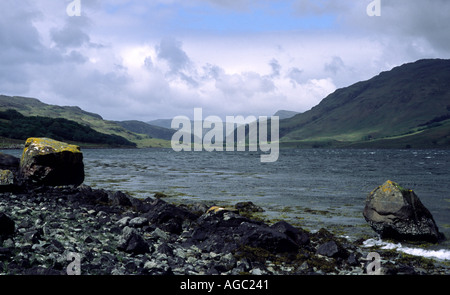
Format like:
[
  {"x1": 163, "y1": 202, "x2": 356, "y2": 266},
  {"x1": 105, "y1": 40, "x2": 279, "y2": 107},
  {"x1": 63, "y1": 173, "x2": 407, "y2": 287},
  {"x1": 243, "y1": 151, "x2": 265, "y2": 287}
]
[
  {"x1": 0, "y1": 1, "x2": 62, "y2": 93},
  {"x1": 50, "y1": 17, "x2": 91, "y2": 49},
  {"x1": 48, "y1": 65, "x2": 131, "y2": 111},
  {"x1": 144, "y1": 56, "x2": 154, "y2": 70},
  {"x1": 156, "y1": 38, "x2": 191, "y2": 74},
  {"x1": 66, "y1": 50, "x2": 88, "y2": 63},
  {"x1": 290, "y1": 0, "x2": 450, "y2": 53},
  {"x1": 0, "y1": 2, "x2": 48, "y2": 63},
  {"x1": 0, "y1": 66, "x2": 30, "y2": 94},
  {"x1": 287, "y1": 67, "x2": 303, "y2": 85},
  {"x1": 201, "y1": 63, "x2": 224, "y2": 80},
  {"x1": 385, "y1": 0, "x2": 450, "y2": 52},
  {"x1": 335, "y1": 0, "x2": 450, "y2": 54},
  {"x1": 155, "y1": 38, "x2": 200, "y2": 87},
  {"x1": 269, "y1": 58, "x2": 281, "y2": 78},
  {"x1": 179, "y1": 72, "x2": 200, "y2": 88},
  {"x1": 324, "y1": 56, "x2": 344, "y2": 74}
]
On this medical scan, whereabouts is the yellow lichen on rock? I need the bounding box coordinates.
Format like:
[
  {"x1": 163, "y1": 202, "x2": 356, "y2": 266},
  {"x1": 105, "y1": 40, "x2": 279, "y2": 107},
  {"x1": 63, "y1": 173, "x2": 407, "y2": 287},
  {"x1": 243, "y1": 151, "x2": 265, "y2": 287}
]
[
  {"x1": 23, "y1": 137, "x2": 81, "y2": 155},
  {"x1": 380, "y1": 180, "x2": 396, "y2": 194},
  {"x1": 206, "y1": 206, "x2": 238, "y2": 214},
  {"x1": 207, "y1": 206, "x2": 226, "y2": 213}
]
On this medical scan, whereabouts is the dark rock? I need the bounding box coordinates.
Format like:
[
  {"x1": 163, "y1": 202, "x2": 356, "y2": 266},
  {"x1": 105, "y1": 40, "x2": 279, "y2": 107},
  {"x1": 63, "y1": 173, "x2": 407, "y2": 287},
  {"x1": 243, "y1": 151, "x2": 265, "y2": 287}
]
[
  {"x1": 270, "y1": 221, "x2": 310, "y2": 246},
  {"x1": 84, "y1": 236, "x2": 98, "y2": 244},
  {"x1": 129, "y1": 217, "x2": 148, "y2": 228},
  {"x1": 157, "y1": 242, "x2": 174, "y2": 256},
  {"x1": 78, "y1": 185, "x2": 109, "y2": 203},
  {"x1": 185, "y1": 202, "x2": 211, "y2": 215},
  {"x1": 0, "y1": 213, "x2": 15, "y2": 236},
  {"x1": 129, "y1": 197, "x2": 154, "y2": 213},
  {"x1": 397, "y1": 264, "x2": 417, "y2": 275},
  {"x1": 143, "y1": 198, "x2": 197, "y2": 234},
  {"x1": 187, "y1": 210, "x2": 249, "y2": 253},
  {"x1": 109, "y1": 191, "x2": 133, "y2": 207},
  {"x1": 0, "y1": 247, "x2": 12, "y2": 260},
  {"x1": 187, "y1": 210, "x2": 299, "y2": 254},
  {"x1": 235, "y1": 201, "x2": 264, "y2": 213},
  {"x1": 347, "y1": 252, "x2": 359, "y2": 266},
  {"x1": 215, "y1": 253, "x2": 236, "y2": 272},
  {"x1": 24, "y1": 228, "x2": 44, "y2": 244},
  {"x1": 316, "y1": 240, "x2": 348, "y2": 258},
  {"x1": 241, "y1": 222, "x2": 299, "y2": 253},
  {"x1": 19, "y1": 138, "x2": 84, "y2": 186},
  {"x1": 363, "y1": 180, "x2": 444, "y2": 243},
  {"x1": 49, "y1": 239, "x2": 65, "y2": 253},
  {"x1": 117, "y1": 226, "x2": 151, "y2": 255}
]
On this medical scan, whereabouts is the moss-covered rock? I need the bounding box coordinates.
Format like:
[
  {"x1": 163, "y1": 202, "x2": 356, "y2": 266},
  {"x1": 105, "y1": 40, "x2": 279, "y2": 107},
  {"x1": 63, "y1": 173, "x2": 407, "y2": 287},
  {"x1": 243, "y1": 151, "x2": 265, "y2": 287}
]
[
  {"x1": 363, "y1": 180, "x2": 444, "y2": 243},
  {"x1": 19, "y1": 137, "x2": 84, "y2": 186}
]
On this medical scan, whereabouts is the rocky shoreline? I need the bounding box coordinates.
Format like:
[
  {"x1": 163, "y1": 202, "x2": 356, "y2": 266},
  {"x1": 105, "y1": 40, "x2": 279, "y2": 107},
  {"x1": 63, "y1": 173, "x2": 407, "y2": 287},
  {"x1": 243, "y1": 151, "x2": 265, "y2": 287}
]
[
  {"x1": 1, "y1": 184, "x2": 449, "y2": 275},
  {"x1": 1, "y1": 138, "x2": 449, "y2": 276}
]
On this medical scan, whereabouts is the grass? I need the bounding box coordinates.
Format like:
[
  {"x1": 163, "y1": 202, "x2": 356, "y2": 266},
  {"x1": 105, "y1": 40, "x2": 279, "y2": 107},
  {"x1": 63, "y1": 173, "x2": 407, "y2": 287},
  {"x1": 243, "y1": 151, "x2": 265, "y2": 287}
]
[
  {"x1": 133, "y1": 137, "x2": 172, "y2": 148},
  {"x1": 280, "y1": 120, "x2": 450, "y2": 149}
]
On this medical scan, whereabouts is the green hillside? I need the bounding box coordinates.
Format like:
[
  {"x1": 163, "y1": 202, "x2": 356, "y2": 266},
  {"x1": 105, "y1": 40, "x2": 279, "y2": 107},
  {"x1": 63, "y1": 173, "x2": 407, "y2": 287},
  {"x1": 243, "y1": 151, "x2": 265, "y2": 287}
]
[
  {"x1": 0, "y1": 109, "x2": 135, "y2": 147},
  {"x1": 0, "y1": 95, "x2": 171, "y2": 148},
  {"x1": 115, "y1": 120, "x2": 175, "y2": 141},
  {"x1": 279, "y1": 59, "x2": 450, "y2": 149}
]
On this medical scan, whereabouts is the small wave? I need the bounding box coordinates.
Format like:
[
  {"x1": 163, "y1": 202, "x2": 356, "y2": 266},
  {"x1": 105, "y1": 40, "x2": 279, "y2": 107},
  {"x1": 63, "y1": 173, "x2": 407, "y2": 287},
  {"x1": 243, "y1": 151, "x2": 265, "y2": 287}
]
[{"x1": 363, "y1": 238, "x2": 450, "y2": 261}]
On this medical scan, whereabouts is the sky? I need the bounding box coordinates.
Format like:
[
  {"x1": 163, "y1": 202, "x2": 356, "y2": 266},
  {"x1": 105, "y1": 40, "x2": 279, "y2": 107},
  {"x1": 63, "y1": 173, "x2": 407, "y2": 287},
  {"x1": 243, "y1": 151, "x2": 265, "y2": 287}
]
[{"x1": 1, "y1": 0, "x2": 449, "y2": 121}]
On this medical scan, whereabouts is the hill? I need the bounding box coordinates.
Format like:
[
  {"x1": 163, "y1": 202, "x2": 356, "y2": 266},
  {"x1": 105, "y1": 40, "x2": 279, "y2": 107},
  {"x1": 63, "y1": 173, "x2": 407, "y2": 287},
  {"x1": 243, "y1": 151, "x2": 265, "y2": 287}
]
[
  {"x1": 279, "y1": 59, "x2": 450, "y2": 148},
  {"x1": 274, "y1": 110, "x2": 300, "y2": 120},
  {"x1": 147, "y1": 119, "x2": 174, "y2": 129},
  {"x1": 0, "y1": 95, "x2": 171, "y2": 148},
  {"x1": 0, "y1": 109, "x2": 135, "y2": 147},
  {"x1": 115, "y1": 120, "x2": 175, "y2": 141}
]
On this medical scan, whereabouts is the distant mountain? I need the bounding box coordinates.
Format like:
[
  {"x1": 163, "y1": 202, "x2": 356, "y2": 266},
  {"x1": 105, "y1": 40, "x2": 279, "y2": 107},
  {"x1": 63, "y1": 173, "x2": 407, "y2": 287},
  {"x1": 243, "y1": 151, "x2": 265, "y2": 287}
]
[
  {"x1": 115, "y1": 120, "x2": 175, "y2": 141},
  {"x1": 147, "y1": 119, "x2": 174, "y2": 129},
  {"x1": 274, "y1": 110, "x2": 300, "y2": 120},
  {"x1": 0, "y1": 95, "x2": 170, "y2": 148},
  {"x1": 147, "y1": 118, "x2": 247, "y2": 139},
  {"x1": 279, "y1": 59, "x2": 450, "y2": 148}
]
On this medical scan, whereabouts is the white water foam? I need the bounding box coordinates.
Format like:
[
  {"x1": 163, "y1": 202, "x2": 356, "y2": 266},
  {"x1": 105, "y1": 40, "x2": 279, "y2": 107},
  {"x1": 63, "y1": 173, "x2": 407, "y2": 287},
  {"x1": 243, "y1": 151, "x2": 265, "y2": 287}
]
[{"x1": 363, "y1": 238, "x2": 450, "y2": 261}]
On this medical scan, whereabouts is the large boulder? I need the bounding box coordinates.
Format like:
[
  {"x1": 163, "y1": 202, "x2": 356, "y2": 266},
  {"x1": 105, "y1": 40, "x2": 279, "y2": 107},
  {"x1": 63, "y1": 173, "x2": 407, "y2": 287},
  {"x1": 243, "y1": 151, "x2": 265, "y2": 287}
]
[
  {"x1": 363, "y1": 180, "x2": 444, "y2": 243},
  {"x1": 19, "y1": 137, "x2": 84, "y2": 186}
]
